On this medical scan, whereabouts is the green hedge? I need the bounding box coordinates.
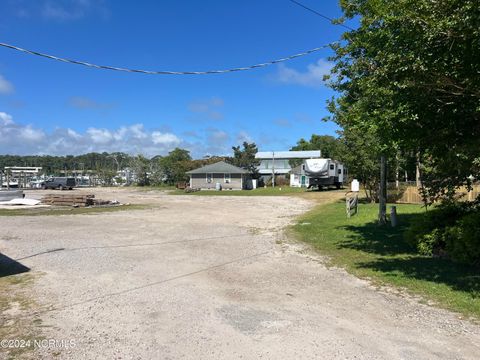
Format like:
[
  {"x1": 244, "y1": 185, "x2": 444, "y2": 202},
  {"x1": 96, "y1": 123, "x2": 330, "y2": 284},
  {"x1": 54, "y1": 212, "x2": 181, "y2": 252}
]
[{"x1": 404, "y1": 201, "x2": 480, "y2": 266}]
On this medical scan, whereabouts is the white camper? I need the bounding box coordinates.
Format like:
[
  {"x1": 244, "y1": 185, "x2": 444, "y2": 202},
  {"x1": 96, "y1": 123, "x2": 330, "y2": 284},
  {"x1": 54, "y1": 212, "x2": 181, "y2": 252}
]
[{"x1": 304, "y1": 158, "x2": 345, "y2": 189}]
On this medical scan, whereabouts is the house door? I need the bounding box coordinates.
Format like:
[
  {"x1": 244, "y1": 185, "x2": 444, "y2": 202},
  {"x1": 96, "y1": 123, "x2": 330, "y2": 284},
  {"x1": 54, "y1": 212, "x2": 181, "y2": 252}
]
[{"x1": 301, "y1": 175, "x2": 306, "y2": 187}]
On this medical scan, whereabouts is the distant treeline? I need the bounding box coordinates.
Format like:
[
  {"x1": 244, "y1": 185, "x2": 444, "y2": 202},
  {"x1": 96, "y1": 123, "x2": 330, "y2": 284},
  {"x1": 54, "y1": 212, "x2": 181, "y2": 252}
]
[
  {"x1": 0, "y1": 142, "x2": 260, "y2": 186},
  {"x1": 0, "y1": 152, "x2": 133, "y2": 174}
]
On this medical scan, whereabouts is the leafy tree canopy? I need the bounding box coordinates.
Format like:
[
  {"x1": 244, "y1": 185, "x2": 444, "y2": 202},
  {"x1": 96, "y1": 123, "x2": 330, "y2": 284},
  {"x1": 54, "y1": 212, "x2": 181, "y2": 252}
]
[
  {"x1": 291, "y1": 134, "x2": 343, "y2": 159},
  {"x1": 231, "y1": 142, "x2": 260, "y2": 177},
  {"x1": 328, "y1": 0, "x2": 480, "y2": 202}
]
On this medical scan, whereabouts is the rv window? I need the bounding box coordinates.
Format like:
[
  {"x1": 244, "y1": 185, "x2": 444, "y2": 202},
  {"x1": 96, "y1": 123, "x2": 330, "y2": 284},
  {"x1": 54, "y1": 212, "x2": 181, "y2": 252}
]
[
  {"x1": 329, "y1": 164, "x2": 335, "y2": 170},
  {"x1": 338, "y1": 169, "x2": 342, "y2": 174}
]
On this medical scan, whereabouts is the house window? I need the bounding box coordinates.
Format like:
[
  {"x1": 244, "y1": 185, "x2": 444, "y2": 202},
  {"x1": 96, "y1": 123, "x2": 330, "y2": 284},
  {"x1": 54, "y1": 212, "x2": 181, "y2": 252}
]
[
  {"x1": 206, "y1": 173, "x2": 213, "y2": 183},
  {"x1": 330, "y1": 164, "x2": 335, "y2": 170},
  {"x1": 224, "y1": 173, "x2": 231, "y2": 183}
]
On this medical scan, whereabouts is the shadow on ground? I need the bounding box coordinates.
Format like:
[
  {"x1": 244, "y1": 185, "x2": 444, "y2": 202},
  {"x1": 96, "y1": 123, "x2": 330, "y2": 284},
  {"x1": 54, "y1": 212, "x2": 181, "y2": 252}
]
[
  {"x1": 337, "y1": 214, "x2": 480, "y2": 297},
  {"x1": 0, "y1": 252, "x2": 30, "y2": 277},
  {"x1": 338, "y1": 213, "x2": 418, "y2": 256}
]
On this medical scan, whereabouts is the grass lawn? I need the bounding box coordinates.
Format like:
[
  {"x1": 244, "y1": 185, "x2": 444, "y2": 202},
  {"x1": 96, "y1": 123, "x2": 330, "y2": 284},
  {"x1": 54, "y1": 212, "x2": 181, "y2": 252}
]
[
  {"x1": 133, "y1": 185, "x2": 177, "y2": 191},
  {"x1": 0, "y1": 204, "x2": 147, "y2": 216},
  {"x1": 171, "y1": 186, "x2": 310, "y2": 196},
  {"x1": 292, "y1": 201, "x2": 480, "y2": 320}
]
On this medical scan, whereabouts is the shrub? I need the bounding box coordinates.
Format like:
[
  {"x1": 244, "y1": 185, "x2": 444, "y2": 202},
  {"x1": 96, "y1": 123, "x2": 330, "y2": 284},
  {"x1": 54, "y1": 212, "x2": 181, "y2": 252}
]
[
  {"x1": 265, "y1": 176, "x2": 289, "y2": 187},
  {"x1": 416, "y1": 229, "x2": 445, "y2": 256},
  {"x1": 404, "y1": 202, "x2": 465, "y2": 252},
  {"x1": 445, "y1": 212, "x2": 480, "y2": 266},
  {"x1": 404, "y1": 200, "x2": 480, "y2": 266}
]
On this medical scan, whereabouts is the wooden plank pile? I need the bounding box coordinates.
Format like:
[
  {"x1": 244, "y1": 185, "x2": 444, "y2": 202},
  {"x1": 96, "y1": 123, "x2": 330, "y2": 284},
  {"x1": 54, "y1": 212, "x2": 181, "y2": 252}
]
[{"x1": 41, "y1": 194, "x2": 95, "y2": 207}]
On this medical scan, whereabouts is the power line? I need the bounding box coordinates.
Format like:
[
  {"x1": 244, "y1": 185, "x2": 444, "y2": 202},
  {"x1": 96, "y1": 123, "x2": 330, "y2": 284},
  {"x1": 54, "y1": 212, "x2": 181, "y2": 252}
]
[
  {"x1": 288, "y1": 0, "x2": 354, "y2": 31},
  {"x1": 0, "y1": 41, "x2": 333, "y2": 76},
  {"x1": 21, "y1": 250, "x2": 270, "y2": 318},
  {"x1": 15, "y1": 233, "x2": 256, "y2": 260}
]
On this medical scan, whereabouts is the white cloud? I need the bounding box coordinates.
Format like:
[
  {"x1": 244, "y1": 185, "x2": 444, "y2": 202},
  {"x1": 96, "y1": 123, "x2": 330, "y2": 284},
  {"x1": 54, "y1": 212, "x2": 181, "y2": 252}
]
[
  {"x1": 67, "y1": 128, "x2": 81, "y2": 139},
  {"x1": 274, "y1": 59, "x2": 333, "y2": 87},
  {"x1": 130, "y1": 124, "x2": 148, "y2": 139},
  {"x1": 86, "y1": 127, "x2": 113, "y2": 144},
  {"x1": 0, "y1": 112, "x2": 14, "y2": 125},
  {"x1": 0, "y1": 75, "x2": 14, "y2": 94},
  {"x1": 151, "y1": 131, "x2": 180, "y2": 145},
  {"x1": 19, "y1": 126, "x2": 46, "y2": 142},
  {"x1": 0, "y1": 113, "x2": 184, "y2": 156}
]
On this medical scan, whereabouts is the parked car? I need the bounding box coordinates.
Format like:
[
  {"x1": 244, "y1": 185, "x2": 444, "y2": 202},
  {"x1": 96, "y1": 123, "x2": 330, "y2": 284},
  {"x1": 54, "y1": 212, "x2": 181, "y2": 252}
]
[{"x1": 42, "y1": 177, "x2": 76, "y2": 190}]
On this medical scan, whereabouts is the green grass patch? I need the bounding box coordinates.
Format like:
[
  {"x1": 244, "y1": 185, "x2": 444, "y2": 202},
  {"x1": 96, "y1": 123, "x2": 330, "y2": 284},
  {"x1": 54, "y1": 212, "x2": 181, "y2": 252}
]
[
  {"x1": 292, "y1": 201, "x2": 480, "y2": 320},
  {"x1": 171, "y1": 186, "x2": 309, "y2": 196},
  {"x1": 0, "y1": 204, "x2": 147, "y2": 217},
  {"x1": 132, "y1": 185, "x2": 177, "y2": 191}
]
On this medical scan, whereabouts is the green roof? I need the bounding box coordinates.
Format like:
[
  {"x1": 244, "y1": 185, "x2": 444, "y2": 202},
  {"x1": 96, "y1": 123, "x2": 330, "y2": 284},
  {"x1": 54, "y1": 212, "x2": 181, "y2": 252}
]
[{"x1": 186, "y1": 161, "x2": 249, "y2": 175}]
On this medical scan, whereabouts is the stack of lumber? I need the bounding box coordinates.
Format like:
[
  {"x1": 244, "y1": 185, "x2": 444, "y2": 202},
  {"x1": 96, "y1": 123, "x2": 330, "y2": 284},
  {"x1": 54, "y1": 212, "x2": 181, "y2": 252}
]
[{"x1": 41, "y1": 194, "x2": 95, "y2": 207}]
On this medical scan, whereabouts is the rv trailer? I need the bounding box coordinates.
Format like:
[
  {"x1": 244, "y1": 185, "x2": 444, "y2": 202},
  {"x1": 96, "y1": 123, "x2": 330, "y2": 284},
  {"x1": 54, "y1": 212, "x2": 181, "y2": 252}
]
[{"x1": 304, "y1": 158, "x2": 345, "y2": 189}]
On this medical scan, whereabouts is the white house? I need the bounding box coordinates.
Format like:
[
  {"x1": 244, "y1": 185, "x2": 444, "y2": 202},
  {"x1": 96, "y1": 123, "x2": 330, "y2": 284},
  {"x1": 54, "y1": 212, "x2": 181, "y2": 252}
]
[
  {"x1": 289, "y1": 164, "x2": 310, "y2": 188},
  {"x1": 255, "y1": 150, "x2": 321, "y2": 182}
]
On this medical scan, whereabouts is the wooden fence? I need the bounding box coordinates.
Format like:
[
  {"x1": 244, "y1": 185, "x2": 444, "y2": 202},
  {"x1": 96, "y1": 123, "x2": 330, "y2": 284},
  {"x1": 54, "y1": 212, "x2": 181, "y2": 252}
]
[{"x1": 392, "y1": 185, "x2": 480, "y2": 204}]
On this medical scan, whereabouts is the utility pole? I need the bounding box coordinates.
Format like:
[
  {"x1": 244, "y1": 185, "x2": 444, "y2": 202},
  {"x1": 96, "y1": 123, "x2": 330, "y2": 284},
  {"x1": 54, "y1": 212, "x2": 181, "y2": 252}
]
[
  {"x1": 415, "y1": 151, "x2": 422, "y2": 188},
  {"x1": 272, "y1": 151, "x2": 275, "y2": 188},
  {"x1": 378, "y1": 155, "x2": 387, "y2": 225}
]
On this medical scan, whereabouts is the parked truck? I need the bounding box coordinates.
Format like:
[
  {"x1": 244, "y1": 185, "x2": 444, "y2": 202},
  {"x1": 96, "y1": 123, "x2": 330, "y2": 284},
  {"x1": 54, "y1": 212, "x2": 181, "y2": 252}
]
[
  {"x1": 304, "y1": 158, "x2": 345, "y2": 190},
  {"x1": 42, "y1": 177, "x2": 76, "y2": 190}
]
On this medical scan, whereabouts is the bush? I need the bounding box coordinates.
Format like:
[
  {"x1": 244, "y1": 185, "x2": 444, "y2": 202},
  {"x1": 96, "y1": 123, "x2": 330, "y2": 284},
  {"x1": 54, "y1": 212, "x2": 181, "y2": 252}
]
[
  {"x1": 404, "y1": 200, "x2": 480, "y2": 266},
  {"x1": 265, "y1": 176, "x2": 289, "y2": 187},
  {"x1": 444, "y1": 212, "x2": 480, "y2": 266},
  {"x1": 416, "y1": 229, "x2": 444, "y2": 256},
  {"x1": 404, "y1": 202, "x2": 465, "y2": 253}
]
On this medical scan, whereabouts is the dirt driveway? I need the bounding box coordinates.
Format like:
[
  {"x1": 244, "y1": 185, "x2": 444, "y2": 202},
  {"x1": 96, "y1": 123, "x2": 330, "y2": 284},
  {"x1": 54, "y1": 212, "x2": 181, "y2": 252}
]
[{"x1": 1, "y1": 188, "x2": 479, "y2": 359}]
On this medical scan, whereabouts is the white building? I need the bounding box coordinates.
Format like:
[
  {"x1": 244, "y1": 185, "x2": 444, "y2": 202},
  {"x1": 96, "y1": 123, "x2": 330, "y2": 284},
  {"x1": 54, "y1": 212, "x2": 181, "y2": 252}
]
[
  {"x1": 255, "y1": 150, "x2": 321, "y2": 181},
  {"x1": 289, "y1": 164, "x2": 310, "y2": 187}
]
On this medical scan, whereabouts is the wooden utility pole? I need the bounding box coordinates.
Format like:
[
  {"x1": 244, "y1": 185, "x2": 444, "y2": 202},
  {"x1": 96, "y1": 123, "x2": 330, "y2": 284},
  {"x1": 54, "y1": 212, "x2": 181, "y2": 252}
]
[
  {"x1": 378, "y1": 155, "x2": 387, "y2": 225},
  {"x1": 415, "y1": 152, "x2": 422, "y2": 188},
  {"x1": 271, "y1": 151, "x2": 275, "y2": 188}
]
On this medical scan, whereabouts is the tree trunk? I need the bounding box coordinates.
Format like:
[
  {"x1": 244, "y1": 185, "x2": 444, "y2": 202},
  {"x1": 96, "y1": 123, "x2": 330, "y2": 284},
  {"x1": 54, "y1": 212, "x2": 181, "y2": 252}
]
[{"x1": 379, "y1": 155, "x2": 387, "y2": 225}]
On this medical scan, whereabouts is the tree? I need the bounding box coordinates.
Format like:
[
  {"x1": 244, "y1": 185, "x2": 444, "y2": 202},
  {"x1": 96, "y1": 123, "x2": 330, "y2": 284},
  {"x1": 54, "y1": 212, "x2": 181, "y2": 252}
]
[
  {"x1": 328, "y1": 0, "x2": 480, "y2": 203},
  {"x1": 339, "y1": 128, "x2": 385, "y2": 202},
  {"x1": 158, "y1": 148, "x2": 193, "y2": 185},
  {"x1": 130, "y1": 155, "x2": 150, "y2": 186},
  {"x1": 230, "y1": 142, "x2": 260, "y2": 177},
  {"x1": 291, "y1": 135, "x2": 343, "y2": 159}
]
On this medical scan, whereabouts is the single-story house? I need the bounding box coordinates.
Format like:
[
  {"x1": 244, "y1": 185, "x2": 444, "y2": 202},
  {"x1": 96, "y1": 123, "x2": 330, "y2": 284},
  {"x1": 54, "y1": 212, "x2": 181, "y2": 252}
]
[
  {"x1": 186, "y1": 161, "x2": 249, "y2": 190},
  {"x1": 290, "y1": 164, "x2": 310, "y2": 188}
]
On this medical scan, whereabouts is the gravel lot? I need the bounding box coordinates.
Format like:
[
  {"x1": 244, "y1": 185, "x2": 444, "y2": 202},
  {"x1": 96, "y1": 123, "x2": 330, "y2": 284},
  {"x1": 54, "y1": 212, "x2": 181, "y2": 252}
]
[{"x1": 1, "y1": 188, "x2": 479, "y2": 359}]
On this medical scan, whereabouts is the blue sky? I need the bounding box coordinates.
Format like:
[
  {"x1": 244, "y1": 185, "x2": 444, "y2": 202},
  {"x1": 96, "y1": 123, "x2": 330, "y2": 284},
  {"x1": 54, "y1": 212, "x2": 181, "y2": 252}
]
[{"x1": 0, "y1": 0, "x2": 352, "y2": 158}]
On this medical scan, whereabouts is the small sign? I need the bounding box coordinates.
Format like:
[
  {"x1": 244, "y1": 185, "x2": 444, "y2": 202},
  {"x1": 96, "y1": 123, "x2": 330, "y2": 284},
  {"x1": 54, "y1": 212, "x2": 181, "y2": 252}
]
[{"x1": 351, "y1": 179, "x2": 360, "y2": 192}]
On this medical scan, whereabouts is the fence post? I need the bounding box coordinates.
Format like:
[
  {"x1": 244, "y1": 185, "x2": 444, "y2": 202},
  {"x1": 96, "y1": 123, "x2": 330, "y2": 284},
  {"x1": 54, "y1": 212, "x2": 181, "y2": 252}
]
[{"x1": 390, "y1": 206, "x2": 398, "y2": 227}]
